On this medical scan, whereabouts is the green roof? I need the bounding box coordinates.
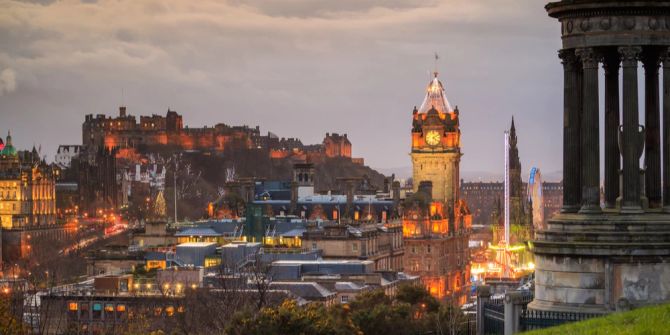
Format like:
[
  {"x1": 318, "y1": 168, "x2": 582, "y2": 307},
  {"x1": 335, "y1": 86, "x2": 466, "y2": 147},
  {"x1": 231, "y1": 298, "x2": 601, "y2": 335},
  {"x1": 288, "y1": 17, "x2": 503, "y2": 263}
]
[
  {"x1": 1, "y1": 132, "x2": 17, "y2": 156},
  {"x1": 0, "y1": 144, "x2": 16, "y2": 156}
]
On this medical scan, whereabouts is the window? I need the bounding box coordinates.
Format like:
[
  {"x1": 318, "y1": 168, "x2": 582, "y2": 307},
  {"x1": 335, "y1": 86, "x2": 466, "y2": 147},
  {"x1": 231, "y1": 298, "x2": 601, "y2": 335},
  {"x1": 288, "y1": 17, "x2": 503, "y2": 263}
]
[
  {"x1": 352, "y1": 243, "x2": 358, "y2": 252},
  {"x1": 92, "y1": 303, "x2": 102, "y2": 319},
  {"x1": 411, "y1": 246, "x2": 416, "y2": 253},
  {"x1": 312, "y1": 243, "x2": 317, "y2": 251},
  {"x1": 341, "y1": 295, "x2": 349, "y2": 303},
  {"x1": 427, "y1": 245, "x2": 432, "y2": 253}
]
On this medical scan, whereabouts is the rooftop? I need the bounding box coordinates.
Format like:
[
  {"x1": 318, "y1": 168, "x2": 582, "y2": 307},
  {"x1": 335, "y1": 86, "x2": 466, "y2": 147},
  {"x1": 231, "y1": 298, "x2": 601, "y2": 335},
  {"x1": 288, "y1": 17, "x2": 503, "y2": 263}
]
[
  {"x1": 418, "y1": 72, "x2": 453, "y2": 114},
  {"x1": 177, "y1": 242, "x2": 217, "y2": 248}
]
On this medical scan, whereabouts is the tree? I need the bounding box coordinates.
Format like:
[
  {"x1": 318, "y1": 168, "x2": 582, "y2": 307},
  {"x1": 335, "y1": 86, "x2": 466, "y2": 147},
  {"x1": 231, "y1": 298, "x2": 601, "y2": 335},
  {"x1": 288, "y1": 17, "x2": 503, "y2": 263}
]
[
  {"x1": 396, "y1": 283, "x2": 440, "y2": 313},
  {"x1": 227, "y1": 300, "x2": 360, "y2": 335}
]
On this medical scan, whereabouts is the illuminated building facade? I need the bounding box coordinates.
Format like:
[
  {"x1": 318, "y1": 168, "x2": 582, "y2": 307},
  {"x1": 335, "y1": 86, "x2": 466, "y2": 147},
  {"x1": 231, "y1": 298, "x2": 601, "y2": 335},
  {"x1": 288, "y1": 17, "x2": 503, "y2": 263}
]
[
  {"x1": 411, "y1": 73, "x2": 461, "y2": 204},
  {"x1": 323, "y1": 133, "x2": 352, "y2": 158},
  {"x1": 0, "y1": 131, "x2": 65, "y2": 261},
  {"x1": 302, "y1": 222, "x2": 404, "y2": 272},
  {"x1": 403, "y1": 73, "x2": 472, "y2": 303},
  {"x1": 83, "y1": 107, "x2": 357, "y2": 163},
  {"x1": 83, "y1": 107, "x2": 257, "y2": 155},
  {"x1": 0, "y1": 132, "x2": 57, "y2": 229}
]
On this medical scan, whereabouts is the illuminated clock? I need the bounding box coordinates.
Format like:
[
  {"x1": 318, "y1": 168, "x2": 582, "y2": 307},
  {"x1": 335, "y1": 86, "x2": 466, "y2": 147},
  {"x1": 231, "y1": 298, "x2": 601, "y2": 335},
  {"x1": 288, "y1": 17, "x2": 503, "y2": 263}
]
[{"x1": 425, "y1": 130, "x2": 441, "y2": 146}]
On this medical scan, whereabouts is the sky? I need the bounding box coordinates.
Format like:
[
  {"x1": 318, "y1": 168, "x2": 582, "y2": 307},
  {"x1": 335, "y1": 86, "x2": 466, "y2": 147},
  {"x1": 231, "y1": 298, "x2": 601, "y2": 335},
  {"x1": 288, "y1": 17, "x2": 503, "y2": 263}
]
[{"x1": 0, "y1": 0, "x2": 563, "y2": 180}]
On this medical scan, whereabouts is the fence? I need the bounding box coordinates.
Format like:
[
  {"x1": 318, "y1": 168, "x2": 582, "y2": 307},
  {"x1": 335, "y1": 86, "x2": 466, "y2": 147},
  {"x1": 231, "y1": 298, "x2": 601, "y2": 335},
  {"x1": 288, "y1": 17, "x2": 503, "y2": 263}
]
[
  {"x1": 476, "y1": 286, "x2": 600, "y2": 335},
  {"x1": 482, "y1": 298, "x2": 504, "y2": 334},
  {"x1": 520, "y1": 309, "x2": 601, "y2": 331}
]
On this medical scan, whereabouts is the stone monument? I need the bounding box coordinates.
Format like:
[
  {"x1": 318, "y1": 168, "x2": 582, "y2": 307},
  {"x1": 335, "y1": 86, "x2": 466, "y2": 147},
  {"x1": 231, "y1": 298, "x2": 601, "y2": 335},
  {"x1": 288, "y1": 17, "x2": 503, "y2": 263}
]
[{"x1": 531, "y1": 0, "x2": 670, "y2": 313}]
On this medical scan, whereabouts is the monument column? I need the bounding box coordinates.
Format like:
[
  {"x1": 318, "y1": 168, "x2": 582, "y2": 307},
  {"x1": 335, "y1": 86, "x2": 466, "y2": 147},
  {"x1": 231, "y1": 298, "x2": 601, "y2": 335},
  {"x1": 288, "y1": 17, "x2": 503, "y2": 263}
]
[
  {"x1": 620, "y1": 46, "x2": 643, "y2": 212},
  {"x1": 575, "y1": 47, "x2": 601, "y2": 214},
  {"x1": 603, "y1": 52, "x2": 620, "y2": 209},
  {"x1": 643, "y1": 49, "x2": 662, "y2": 208},
  {"x1": 664, "y1": 49, "x2": 670, "y2": 211},
  {"x1": 559, "y1": 49, "x2": 582, "y2": 213}
]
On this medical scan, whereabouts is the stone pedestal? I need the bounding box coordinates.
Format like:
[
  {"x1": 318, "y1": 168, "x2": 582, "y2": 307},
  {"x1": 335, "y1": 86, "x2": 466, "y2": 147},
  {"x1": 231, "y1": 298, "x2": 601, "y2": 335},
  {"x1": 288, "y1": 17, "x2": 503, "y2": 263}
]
[{"x1": 529, "y1": 213, "x2": 670, "y2": 313}]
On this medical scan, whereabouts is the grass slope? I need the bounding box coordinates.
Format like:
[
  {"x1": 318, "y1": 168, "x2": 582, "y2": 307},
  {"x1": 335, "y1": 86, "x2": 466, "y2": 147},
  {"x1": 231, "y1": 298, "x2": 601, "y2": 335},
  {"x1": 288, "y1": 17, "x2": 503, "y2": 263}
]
[{"x1": 522, "y1": 303, "x2": 670, "y2": 335}]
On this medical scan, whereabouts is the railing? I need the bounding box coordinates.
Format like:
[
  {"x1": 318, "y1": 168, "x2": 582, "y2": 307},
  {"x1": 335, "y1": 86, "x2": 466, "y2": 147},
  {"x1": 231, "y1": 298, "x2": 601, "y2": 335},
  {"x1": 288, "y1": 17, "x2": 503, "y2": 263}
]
[
  {"x1": 476, "y1": 286, "x2": 602, "y2": 335},
  {"x1": 520, "y1": 309, "x2": 600, "y2": 332},
  {"x1": 482, "y1": 298, "x2": 505, "y2": 335}
]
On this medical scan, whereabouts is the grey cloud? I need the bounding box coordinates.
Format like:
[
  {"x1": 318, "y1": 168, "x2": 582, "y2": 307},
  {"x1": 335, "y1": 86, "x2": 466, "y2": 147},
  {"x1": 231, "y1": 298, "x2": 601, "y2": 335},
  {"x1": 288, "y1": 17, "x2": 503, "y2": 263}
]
[
  {"x1": 0, "y1": 0, "x2": 564, "y2": 179},
  {"x1": 0, "y1": 68, "x2": 17, "y2": 95},
  {"x1": 226, "y1": 0, "x2": 438, "y2": 18}
]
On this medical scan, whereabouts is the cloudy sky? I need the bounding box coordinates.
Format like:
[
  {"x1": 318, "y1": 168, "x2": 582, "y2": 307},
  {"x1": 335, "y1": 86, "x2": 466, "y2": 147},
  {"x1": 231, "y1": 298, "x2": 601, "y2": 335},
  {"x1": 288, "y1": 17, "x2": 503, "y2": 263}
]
[{"x1": 0, "y1": 0, "x2": 563, "y2": 180}]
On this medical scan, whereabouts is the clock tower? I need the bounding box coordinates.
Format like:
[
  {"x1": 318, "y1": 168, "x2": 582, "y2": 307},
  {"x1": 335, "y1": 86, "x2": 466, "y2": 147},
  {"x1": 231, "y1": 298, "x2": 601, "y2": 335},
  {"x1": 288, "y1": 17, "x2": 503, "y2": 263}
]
[{"x1": 411, "y1": 72, "x2": 461, "y2": 206}]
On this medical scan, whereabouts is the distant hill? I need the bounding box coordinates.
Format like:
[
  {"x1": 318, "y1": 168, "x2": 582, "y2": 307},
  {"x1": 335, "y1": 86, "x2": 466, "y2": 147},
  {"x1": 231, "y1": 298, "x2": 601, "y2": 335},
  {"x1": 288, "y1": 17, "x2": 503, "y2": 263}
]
[{"x1": 315, "y1": 157, "x2": 387, "y2": 193}]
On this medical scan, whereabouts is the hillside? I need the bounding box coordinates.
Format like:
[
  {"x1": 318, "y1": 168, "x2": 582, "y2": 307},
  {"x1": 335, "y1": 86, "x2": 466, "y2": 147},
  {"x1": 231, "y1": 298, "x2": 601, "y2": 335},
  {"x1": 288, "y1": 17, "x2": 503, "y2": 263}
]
[{"x1": 522, "y1": 304, "x2": 670, "y2": 335}]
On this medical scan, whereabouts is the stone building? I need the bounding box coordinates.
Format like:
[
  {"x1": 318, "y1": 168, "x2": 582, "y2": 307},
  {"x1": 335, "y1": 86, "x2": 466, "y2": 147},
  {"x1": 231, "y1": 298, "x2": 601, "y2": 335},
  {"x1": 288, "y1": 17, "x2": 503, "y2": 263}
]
[
  {"x1": 531, "y1": 0, "x2": 670, "y2": 313},
  {"x1": 82, "y1": 107, "x2": 257, "y2": 154},
  {"x1": 0, "y1": 132, "x2": 57, "y2": 229},
  {"x1": 77, "y1": 146, "x2": 118, "y2": 217},
  {"x1": 323, "y1": 133, "x2": 352, "y2": 158},
  {"x1": 460, "y1": 181, "x2": 562, "y2": 227},
  {"x1": 0, "y1": 131, "x2": 64, "y2": 261},
  {"x1": 301, "y1": 221, "x2": 404, "y2": 272},
  {"x1": 83, "y1": 107, "x2": 357, "y2": 163},
  {"x1": 411, "y1": 73, "x2": 461, "y2": 204},
  {"x1": 403, "y1": 73, "x2": 472, "y2": 303}
]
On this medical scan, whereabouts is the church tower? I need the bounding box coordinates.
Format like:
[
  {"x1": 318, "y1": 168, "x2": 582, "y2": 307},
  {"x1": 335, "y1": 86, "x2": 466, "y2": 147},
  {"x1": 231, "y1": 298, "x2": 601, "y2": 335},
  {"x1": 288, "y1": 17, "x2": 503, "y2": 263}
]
[{"x1": 411, "y1": 72, "x2": 461, "y2": 206}]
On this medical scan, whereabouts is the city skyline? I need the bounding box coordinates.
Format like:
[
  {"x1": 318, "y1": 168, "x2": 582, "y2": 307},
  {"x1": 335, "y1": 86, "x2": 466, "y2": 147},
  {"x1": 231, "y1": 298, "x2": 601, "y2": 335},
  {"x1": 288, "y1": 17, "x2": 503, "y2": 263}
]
[{"x1": 0, "y1": 0, "x2": 561, "y2": 177}]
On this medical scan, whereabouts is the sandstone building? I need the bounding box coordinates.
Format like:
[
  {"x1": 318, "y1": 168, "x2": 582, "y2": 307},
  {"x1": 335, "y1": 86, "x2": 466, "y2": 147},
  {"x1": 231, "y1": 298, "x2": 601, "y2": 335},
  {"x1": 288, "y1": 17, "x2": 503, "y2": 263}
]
[{"x1": 403, "y1": 72, "x2": 471, "y2": 303}]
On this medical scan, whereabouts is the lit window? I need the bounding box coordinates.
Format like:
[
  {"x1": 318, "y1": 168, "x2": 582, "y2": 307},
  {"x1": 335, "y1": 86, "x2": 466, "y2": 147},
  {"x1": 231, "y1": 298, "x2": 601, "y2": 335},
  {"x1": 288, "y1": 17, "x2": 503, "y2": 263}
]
[
  {"x1": 68, "y1": 302, "x2": 78, "y2": 311},
  {"x1": 341, "y1": 295, "x2": 349, "y2": 303},
  {"x1": 116, "y1": 305, "x2": 126, "y2": 312}
]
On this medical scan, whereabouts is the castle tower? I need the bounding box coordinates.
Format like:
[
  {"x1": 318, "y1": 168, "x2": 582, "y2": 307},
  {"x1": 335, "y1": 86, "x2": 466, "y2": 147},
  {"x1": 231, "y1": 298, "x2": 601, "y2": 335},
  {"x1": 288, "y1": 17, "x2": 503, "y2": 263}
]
[{"x1": 411, "y1": 72, "x2": 461, "y2": 206}]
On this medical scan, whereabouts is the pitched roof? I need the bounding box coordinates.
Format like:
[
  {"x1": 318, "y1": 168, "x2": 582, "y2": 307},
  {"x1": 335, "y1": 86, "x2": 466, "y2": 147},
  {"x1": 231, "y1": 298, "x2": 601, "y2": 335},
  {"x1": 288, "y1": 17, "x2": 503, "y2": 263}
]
[
  {"x1": 175, "y1": 227, "x2": 222, "y2": 237},
  {"x1": 418, "y1": 72, "x2": 454, "y2": 114}
]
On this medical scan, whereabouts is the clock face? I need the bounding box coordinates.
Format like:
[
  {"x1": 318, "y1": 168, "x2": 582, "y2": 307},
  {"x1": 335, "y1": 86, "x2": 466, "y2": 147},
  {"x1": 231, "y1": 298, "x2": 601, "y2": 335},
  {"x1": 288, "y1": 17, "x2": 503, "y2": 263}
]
[{"x1": 425, "y1": 130, "x2": 441, "y2": 146}]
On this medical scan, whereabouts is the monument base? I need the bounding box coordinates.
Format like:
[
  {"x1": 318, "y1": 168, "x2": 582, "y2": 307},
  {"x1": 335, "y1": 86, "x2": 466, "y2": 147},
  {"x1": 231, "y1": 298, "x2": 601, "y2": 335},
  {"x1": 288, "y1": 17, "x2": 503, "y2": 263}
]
[{"x1": 529, "y1": 213, "x2": 670, "y2": 313}]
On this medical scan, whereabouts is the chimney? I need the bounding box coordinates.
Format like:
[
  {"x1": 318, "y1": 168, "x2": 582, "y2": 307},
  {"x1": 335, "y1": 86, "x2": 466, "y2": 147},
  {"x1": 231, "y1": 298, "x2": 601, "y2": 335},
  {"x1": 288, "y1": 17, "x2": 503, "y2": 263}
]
[
  {"x1": 392, "y1": 181, "x2": 400, "y2": 206},
  {"x1": 119, "y1": 106, "x2": 127, "y2": 117},
  {"x1": 345, "y1": 180, "x2": 355, "y2": 219},
  {"x1": 418, "y1": 181, "x2": 433, "y2": 202},
  {"x1": 290, "y1": 181, "x2": 298, "y2": 215}
]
